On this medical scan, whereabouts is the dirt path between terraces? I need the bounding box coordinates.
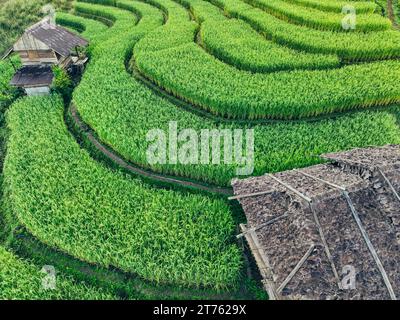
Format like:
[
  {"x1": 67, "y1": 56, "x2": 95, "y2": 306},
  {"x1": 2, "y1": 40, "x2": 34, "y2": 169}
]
[{"x1": 69, "y1": 105, "x2": 233, "y2": 196}]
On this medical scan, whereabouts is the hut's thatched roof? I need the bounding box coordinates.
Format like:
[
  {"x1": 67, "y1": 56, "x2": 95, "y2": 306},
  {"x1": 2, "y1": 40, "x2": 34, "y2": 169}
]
[{"x1": 26, "y1": 21, "x2": 88, "y2": 57}]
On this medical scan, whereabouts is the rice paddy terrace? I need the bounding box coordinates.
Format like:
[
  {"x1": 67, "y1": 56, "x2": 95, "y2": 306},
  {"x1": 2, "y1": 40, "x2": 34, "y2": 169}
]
[{"x1": 1, "y1": 0, "x2": 400, "y2": 299}]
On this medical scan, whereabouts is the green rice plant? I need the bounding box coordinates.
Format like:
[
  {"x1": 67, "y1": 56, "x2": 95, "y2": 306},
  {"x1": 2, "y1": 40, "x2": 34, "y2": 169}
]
[
  {"x1": 135, "y1": 39, "x2": 400, "y2": 120},
  {"x1": 78, "y1": 0, "x2": 117, "y2": 6},
  {"x1": 286, "y1": 0, "x2": 377, "y2": 14},
  {"x1": 51, "y1": 0, "x2": 74, "y2": 11},
  {"x1": 0, "y1": 58, "x2": 20, "y2": 117},
  {"x1": 74, "y1": 0, "x2": 164, "y2": 44},
  {"x1": 75, "y1": 60, "x2": 400, "y2": 186},
  {"x1": 70, "y1": 1, "x2": 400, "y2": 186},
  {"x1": 0, "y1": 246, "x2": 116, "y2": 300},
  {"x1": 133, "y1": 0, "x2": 400, "y2": 120},
  {"x1": 0, "y1": 58, "x2": 19, "y2": 172},
  {"x1": 5, "y1": 0, "x2": 242, "y2": 289},
  {"x1": 56, "y1": 11, "x2": 108, "y2": 40},
  {"x1": 208, "y1": 0, "x2": 400, "y2": 61},
  {"x1": 175, "y1": 0, "x2": 223, "y2": 21},
  {"x1": 132, "y1": 0, "x2": 400, "y2": 120},
  {"x1": 75, "y1": 1, "x2": 119, "y2": 25},
  {"x1": 4, "y1": 95, "x2": 242, "y2": 289},
  {"x1": 200, "y1": 17, "x2": 340, "y2": 72},
  {"x1": 176, "y1": 0, "x2": 340, "y2": 72},
  {"x1": 5, "y1": 0, "x2": 399, "y2": 299},
  {"x1": 142, "y1": 0, "x2": 189, "y2": 23},
  {"x1": 243, "y1": 0, "x2": 391, "y2": 32}
]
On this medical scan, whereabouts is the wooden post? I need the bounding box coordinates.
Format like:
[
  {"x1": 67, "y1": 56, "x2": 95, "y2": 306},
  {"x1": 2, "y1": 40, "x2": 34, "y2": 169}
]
[{"x1": 75, "y1": 46, "x2": 80, "y2": 59}]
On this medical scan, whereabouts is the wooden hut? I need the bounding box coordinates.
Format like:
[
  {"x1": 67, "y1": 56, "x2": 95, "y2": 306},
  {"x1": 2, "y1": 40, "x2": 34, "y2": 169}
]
[{"x1": 3, "y1": 18, "x2": 88, "y2": 96}]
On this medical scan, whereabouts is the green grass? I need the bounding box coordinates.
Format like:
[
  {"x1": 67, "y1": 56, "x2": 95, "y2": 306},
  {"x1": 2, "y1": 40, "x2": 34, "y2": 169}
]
[
  {"x1": 0, "y1": 246, "x2": 116, "y2": 300},
  {"x1": 0, "y1": 0, "x2": 74, "y2": 56}
]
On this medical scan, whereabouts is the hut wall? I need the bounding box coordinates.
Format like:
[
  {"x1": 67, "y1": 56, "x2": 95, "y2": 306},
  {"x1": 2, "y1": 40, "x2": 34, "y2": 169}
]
[
  {"x1": 19, "y1": 50, "x2": 58, "y2": 65},
  {"x1": 24, "y1": 86, "x2": 51, "y2": 96}
]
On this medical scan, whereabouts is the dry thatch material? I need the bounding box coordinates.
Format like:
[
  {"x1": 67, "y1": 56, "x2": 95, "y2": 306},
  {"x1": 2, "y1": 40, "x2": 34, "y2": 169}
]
[{"x1": 232, "y1": 145, "x2": 400, "y2": 300}]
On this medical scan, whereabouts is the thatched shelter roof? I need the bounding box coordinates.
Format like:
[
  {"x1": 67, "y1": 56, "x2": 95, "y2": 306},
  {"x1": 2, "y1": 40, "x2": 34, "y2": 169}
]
[
  {"x1": 232, "y1": 145, "x2": 400, "y2": 300},
  {"x1": 10, "y1": 65, "x2": 53, "y2": 88}
]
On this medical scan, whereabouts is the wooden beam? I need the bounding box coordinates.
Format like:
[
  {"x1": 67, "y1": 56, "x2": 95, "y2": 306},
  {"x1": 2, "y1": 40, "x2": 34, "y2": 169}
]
[
  {"x1": 377, "y1": 169, "x2": 400, "y2": 203},
  {"x1": 236, "y1": 213, "x2": 288, "y2": 239},
  {"x1": 267, "y1": 174, "x2": 312, "y2": 203},
  {"x1": 295, "y1": 169, "x2": 347, "y2": 191},
  {"x1": 343, "y1": 191, "x2": 397, "y2": 300},
  {"x1": 240, "y1": 224, "x2": 279, "y2": 300},
  {"x1": 228, "y1": 189, "x2": 274, "y2": 201},
  {"x1": 309, "y1": 202, "x2": 342, "y2": 289},
  {"x1": 277, "y1": 244, "x2": 315, "y2": 294}
]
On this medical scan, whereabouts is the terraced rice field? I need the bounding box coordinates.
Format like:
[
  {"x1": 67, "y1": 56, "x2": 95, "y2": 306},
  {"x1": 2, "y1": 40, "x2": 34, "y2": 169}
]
[
  {"x1": 1, "y1": 0, "x2": 400, "y2": 300},
  {"x1": 0, "y1": 247, "x2": 116, "y2": 299}
]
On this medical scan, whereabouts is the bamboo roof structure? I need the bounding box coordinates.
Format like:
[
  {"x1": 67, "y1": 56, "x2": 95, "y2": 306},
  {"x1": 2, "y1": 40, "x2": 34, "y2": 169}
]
[{"x1": 232, "y1": 145, "x2": 400, "y2": 300}]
